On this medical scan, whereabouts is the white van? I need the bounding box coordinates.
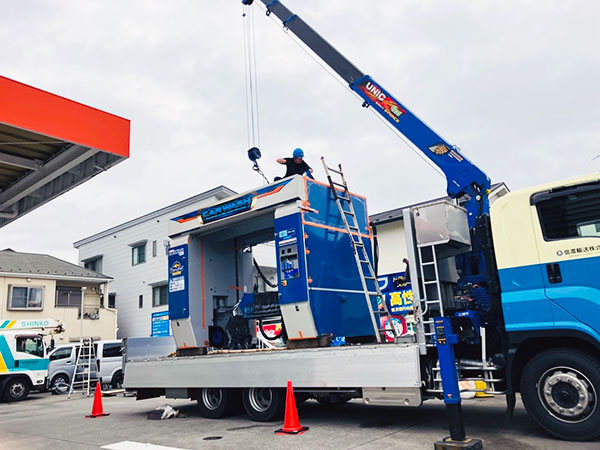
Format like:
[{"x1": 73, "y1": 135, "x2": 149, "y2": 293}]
[
  {"x1": 95, "y1": 340, "x2": 123, "y2": 388},
  {"x1": 47, "y1": 339, "x2": 122, "y2": 392}
]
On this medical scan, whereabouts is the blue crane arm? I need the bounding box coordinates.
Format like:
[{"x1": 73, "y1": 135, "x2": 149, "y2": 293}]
[
  {"x1": 244, "y1": 0, "x2": 491, "y2": 225},
  {"x1": 350, "y1": 75, "x2": 491, "y2": 223}
]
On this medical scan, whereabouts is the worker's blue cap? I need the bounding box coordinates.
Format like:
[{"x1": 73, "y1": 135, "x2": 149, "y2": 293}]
[{"x1": 293, "y1": 148, "x2": 304, "y2": 158}]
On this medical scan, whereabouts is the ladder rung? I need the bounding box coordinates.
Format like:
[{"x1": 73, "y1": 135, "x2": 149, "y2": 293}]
[
  {"x1": 364, "y1": 276, "x2": 376, "y2": 280},
  {"x1": 425, "y1": 300, "x2": 441, "y2": 304},
  {"x1": 423, "y1": 280, "x2": 438, "y2": 285},
  {"x1": 367, "y1": 292, "x2": 380, "y2": 296},
  {"x1": 326, "y1": 166, "x2": 342, "y2": 175},
  {"x1": 358, "y1": 259, "x2": 369, "y2": 263},
  {"x1": 421, "y1": 261, "x2": 436, "y2": 266},
  {"x1": 337, "y1": 196, "x2": 351, "y2": 202},
  {"x1": 331, "y1": 181, "x2": 347, "y2": 189}
]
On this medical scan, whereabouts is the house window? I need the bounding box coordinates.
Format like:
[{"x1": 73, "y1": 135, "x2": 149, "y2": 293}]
[
  {"x1": 139, "y1": 294, "x2": 144, "y2": 309},
  {"x1": 108, "y1": 293, "x2": 116, "y2": 309},
  {"x1": 152, "y1": 240, "x2": 157, "y2": 257},
  {"x1": 132, "y1": 243, "x2": 146, "y2": 265},
  {"x1": 8, "y1": 285, "x2": 43, "y2": 310},
  {"x1": 56, "y1": 287, "x2": 83, "y2": 307},
  {"x1": 153, "y1": 285, "x2": 168, "y2": 307},
  {"x1": 534, "y1": 184, "x2": 600, "y2": 240},
  {"x1": 84, "y1": 257, "x2": 102, "y2": 273}
]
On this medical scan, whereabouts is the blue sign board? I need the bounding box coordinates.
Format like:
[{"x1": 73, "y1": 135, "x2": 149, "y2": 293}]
[
  {"x1": 151, "y1": 310, "x2": 170, "y2": 337},
  {"x1": 199, "y1": 194, "x2": 254, "y2": 224},
  {"x1": 168, "y1": 244, "x2": 189, "y2": 320},
  {"x1": 377, "y1": 272, "x2": 413, "y2": 315}
]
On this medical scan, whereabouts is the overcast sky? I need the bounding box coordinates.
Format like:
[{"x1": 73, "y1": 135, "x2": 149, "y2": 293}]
[{"x1": 1, "y1": 0, "x2": 599, "y2": 263}]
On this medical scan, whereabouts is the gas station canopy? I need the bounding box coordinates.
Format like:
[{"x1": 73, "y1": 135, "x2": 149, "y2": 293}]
[{"x1": 0, "y1": 75, "x2": 130, "y2": 228}]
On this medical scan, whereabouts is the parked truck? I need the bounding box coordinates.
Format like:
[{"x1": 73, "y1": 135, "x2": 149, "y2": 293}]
[
  {"x1": 124, "y1": 1, "x2": 600, "y2": 441},
  {"x1": 0, "y1": 319, "x2": 64, "y2": 401}
]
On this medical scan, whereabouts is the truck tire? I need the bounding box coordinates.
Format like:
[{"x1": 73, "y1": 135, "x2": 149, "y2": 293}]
[
  {"x1": 242, "y1": 387, "x2": 285, "y2": 422},
  {"x1": 4, "y1": 378, "x2": 30, "y2": 402},
  {"x1": 520, "y1": 348, "x2": 600, "y2": 441},
  {"x1": 196, "y1": 388, "x2": 236, "y2": 419}
]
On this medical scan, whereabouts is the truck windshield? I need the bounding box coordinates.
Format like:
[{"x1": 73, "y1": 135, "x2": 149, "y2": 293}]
[{"x1": 16, "y1": 335, "x2": 44, "y2": 358}]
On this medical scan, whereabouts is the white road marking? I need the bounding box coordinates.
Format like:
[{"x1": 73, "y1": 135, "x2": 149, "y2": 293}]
[{"x1": 102, "y1": 441, "x2": 188, "y2": 450}]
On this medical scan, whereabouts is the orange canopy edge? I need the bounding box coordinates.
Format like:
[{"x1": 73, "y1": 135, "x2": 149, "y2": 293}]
[{"x1": 0, "y1": 75, "x2": 130, "y2": 157}]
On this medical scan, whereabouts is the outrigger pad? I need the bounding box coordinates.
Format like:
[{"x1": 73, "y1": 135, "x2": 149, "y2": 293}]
[{"x1": 434, "y1": 437, "x2": 483, "y2": 450}]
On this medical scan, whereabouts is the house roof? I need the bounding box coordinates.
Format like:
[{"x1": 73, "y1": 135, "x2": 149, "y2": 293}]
[
  {"x1": 0, "y1": 249, "x2": 111, "y2": 282},
  {"x1": 370, "y1": 182, "x2": 508, "y2": 226},
  {"x1": 73, "y1": 185, "x2": 237, "y2": 248}
]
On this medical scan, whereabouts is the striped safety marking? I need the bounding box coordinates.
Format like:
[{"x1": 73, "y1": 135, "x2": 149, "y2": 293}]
[
  {"x1": 0, "y1": 352, "x2": 7, "y2": 372},
  {"x1": 0, "y1": 320, "x2": 16, "y2": 329}
]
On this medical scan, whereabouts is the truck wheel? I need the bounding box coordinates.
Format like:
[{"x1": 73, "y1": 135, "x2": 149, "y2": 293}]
[
  {"x1": 520, "y1": 348, "x2": 600, "y2": 441},
  {"x1": 196, "y1": 388, "x2": 236, "y2": 419},
  {"x1": 242, "y1": 387, "x2": 285, "y2": 422},
  {"x1": 4, "y1": 379, "x2": 30, "y2": 402},
  {"x1": 50, "y1": 375, "x2": 70, "y2": 395}
]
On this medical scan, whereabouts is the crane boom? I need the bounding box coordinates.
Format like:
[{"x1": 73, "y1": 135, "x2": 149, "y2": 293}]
[{"x1": 245, "y1": 0, "x2": 491, "y2": 226}]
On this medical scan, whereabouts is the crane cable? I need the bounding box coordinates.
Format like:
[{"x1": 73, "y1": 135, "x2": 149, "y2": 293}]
[
  {"x1": 242, "y1": 3, "x2": 261, "y2": 153},
  {"x1": 257, "y1": 2, "x2": 446, "y2": 181}
]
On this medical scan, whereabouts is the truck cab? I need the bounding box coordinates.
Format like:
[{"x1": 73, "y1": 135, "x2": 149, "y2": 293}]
[
  {"x1": 0, "y1": 330, "x2": 49, "y2": 401},
  {"x1": 491, "y1": 174, "x2": 600, "y2": 438},
  {"x1": 0, "y1": 319, "x2": 64, "y2": 402}
]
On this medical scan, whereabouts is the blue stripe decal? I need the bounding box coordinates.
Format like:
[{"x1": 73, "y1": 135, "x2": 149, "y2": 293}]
[
  {"x1": 13, "y1": 359, "x2": 49, "y2": 371},
  {"x1": 0, "y1": 335, "x2": 15, "y2": 369},
  {"x1": 0, "y1": 320, "x2": 10, "y2": 329},
  {"x1": 499, "y1": 255, "x2": 600, "y2": 341}
]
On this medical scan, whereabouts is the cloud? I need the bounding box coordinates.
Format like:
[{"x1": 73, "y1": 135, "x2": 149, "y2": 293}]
[{"x1": 1, "y1": 0, "x2": 599, "y2": 262}]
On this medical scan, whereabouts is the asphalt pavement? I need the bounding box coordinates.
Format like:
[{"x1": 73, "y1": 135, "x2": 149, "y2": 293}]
[{"x1": 0, "y1": 391, "x2": 597, "y2": 449}]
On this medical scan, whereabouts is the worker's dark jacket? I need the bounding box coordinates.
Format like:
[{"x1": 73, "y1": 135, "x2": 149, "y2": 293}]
[{"x1": 283, "y1": 158, "x2": 311, "y2": 177}]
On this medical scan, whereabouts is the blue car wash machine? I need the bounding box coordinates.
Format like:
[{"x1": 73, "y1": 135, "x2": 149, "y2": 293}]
[
  {"x1": 167, "y1": 174, "x2": 389, "y2": 350},
  {"x1": 126, "y1": 173, "x2": 492, "y2": 447}
]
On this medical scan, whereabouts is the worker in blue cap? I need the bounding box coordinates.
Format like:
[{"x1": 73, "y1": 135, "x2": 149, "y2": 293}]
[{"x1": 276, "y1": 148, "x2": 313, "y2": 179}]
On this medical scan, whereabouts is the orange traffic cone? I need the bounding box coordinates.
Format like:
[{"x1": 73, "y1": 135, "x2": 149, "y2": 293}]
[
  {"x1": 275, "y1": 380, "x2": 308, "y2": 435},
  {"x1": 86, "y1": 382, "x2": 110, "y2": 418}
]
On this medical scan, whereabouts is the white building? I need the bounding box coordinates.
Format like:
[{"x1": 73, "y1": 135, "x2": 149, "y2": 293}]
[
  {"x1": 0, "y1": 249, "x2": 115, "y2": 343},
  {"x1": 73, "y1": 186, "x2": 235, "y2": 338}
]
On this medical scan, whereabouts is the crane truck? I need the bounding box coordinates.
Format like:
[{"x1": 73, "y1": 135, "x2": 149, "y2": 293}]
[
  {"x1": 123, "y1": 0, "x2": 600, "y2": 442},
  {"x1": 0, "y1": 319, "x2": 64, "y2": 402}
]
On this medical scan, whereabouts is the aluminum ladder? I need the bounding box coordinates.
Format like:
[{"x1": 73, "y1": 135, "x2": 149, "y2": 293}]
[
  {"x1": 416, "y1": 244, "x2": 446, "y2": 346},
  {"x1": 321, "y1": 157, "x2": 397, "y2": 343},
  {"x1": 68, "y1": 338, "x2": 98, "y2": 398}
]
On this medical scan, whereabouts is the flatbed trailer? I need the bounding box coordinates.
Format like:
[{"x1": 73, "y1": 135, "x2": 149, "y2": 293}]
[
  {"x1": 126, "y1": 342, "x2": 422, "y2": 409},
  {"x1": 125, "y1": 344, "x2": 423, "y2": 414},
  {"x1": 124, "y1": 177, "x2": 488, "y2": 423}
]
